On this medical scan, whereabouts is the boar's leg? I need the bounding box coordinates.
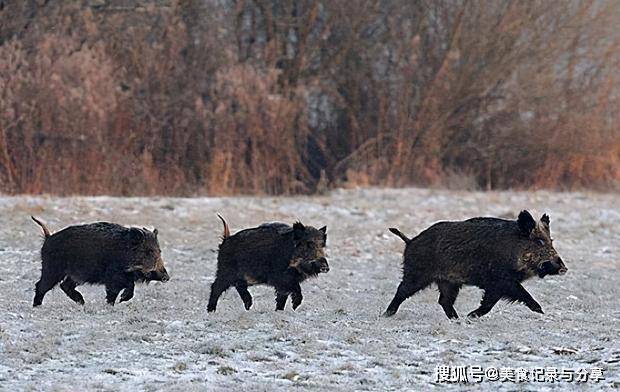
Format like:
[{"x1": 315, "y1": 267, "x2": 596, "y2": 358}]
[
  {"x1": 504, "y1": 283, "x2": 544, "y2": 314},
  {"x1": 207, "y1": 278, "x2": 231, "y2": 312},
  {"x1": 105, "y1": 284, "x2": 123, "y2": 305},
  {"x1": 234, "y1": 280, "x2": 253, "y2": 310},
  {"x1": 33, "y1": 267, "x2": 64, "y2": 306},
  {"x1": 119, "y1": 282, "x2": 135, "y2": 303},
  {"x1": 274, "y1": 280, "x2": 302, "y2": 310},
  {"x1": 275, "y1": 291, "x2": 289, "y2": 311},
  {"x1": 467, "y1": 288, "x2": 502, "y2": 318},
  {"x1": 290, "y1": 284, "x2": 303, "y2": 310},
  {"x1": 437, "y1": 281, "x2": 461, "y2": 319},
  {"x1": 104, "y1": 270, "x2": 134, "y2": 305},
  {"x1": 60, "y1": 277, "x2": 85, "y2": 305},
  {"x1": 383, "y1": 278, "x2": 431, "y2": 317}
]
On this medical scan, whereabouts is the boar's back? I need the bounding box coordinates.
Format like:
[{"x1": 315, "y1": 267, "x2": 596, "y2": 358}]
[
  {"x1": 49, "y1": 222, "x2": 129, "y2": 241},
  {"x1": 42, "y1": 222, "x2": 140, "y2": 283},
  {"x1": 417, "y1": 217, "x2": 524, "y2": 265},
  {"x1": 258, "y1": 222, "x2": 293, "y2": 235},
  {"x1": 222, "y1": 223, "x2": 293, "y2": 250},
  {"x1": 218, "y1": 223, "x2": 295, "y2": 271}
]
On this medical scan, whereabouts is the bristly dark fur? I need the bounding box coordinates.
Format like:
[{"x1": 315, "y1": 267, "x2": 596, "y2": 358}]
[
  {"x1": 32, "y1": 219, "x2": 170, "y2": 307},
  {"x1": 384, "y1": 210, "x2": 567, "y2": 319},
  {"x1": 208, "y1": 217, "x2": 328, "y2": 312}
]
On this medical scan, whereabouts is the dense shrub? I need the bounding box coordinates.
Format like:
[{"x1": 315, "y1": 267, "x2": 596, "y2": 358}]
[{"x1": 0, "y1": 1, "x2": 618, "y2": 195}]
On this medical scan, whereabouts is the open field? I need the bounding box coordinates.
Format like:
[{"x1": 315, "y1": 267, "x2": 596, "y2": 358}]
[{"x1": 0, "y1": 188, "x2": 618, "y2": 390}]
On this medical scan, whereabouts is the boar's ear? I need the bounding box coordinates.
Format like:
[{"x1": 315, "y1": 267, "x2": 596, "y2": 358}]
[
  {"x1": 319, "y1": 226, "x2": 327, "y2": 244},
  {"x1": 293, "y1": 222, "x2": 305, "y2": 240},
  {"x1": 517, "y1": 210, "x2": 536, "y2": 236},
  {"x1": 540, "y1": 214, "x2": 550, "y2": 235},
  {"x1": 128, "y1": 228, "x2": 145, "y2": 245},
  {"x1": 153, "y1": 228, "x2": 159, "y2": 237}
]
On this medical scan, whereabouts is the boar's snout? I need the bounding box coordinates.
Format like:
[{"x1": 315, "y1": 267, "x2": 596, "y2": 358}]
[
  {"x1": 551, "y1": 256, "x2": 567, "y2": 276},
  {"x1": 159, "y1": 267, "x2": 170, "y2": 282},
  {"x1": 148, "y1": 267, "x2": 170, "y2": 282},
  {"x1": 557, "y1": 257, "x2": 568, "y2": 275},
  {"x1": 317, "y1": 257, "x2": 330, "y2": 273},
  {"x1": 538, "y1": 256, "x2": 567, "y2": 278}
]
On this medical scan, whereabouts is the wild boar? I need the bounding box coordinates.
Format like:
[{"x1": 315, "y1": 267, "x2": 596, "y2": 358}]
[
  {"x1": 207, "y1": 215, "x2": 329, "y2": 312},
  {"x1": 31, "y1": 216, "x2": 170, "y2": 306},
  {"x1": 384, "y1": 210, "x2": 567, "y2": 319}
]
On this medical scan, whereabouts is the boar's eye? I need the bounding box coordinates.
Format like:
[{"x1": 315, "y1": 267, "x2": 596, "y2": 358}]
[{"x1": 537, "y1": 239, "x2": 545, "y2": 246}]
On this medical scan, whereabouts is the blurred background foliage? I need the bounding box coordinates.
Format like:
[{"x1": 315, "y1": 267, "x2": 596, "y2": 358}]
[{"x1": 1, "y1": 0, "x2": 619, "y2": 195}]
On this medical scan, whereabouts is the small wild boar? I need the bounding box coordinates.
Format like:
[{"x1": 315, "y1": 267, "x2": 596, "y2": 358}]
[
  {"x1": 31, "y1": 216, "x2": 170, "y2": 306},
  {"x1": 384, "y1": 210, "x2": 567, "y2": 319},
  {"x1": 207, "y1": 215, "x2": 329, "y2": 312}
]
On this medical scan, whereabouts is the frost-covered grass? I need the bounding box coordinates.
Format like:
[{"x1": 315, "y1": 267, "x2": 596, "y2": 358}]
[{"x1": 0, "y1": 188, "x2": 618, "y2": 391}]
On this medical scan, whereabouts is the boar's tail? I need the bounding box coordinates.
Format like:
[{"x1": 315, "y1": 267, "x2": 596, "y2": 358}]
[
  {"x1": 31, "y1": 216, "x2": 51, "y2": 238},
  {"x1": 217, "y1": 214, "x2": 230, "y2": 240},
  {"x1": 389, "y1": 228, "x2": 410, "y2": 243}
]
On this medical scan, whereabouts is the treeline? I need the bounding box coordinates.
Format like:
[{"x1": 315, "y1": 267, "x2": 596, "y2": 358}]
[{"x1": 1, "y1": 0, "x2": 619, "y2": 195}]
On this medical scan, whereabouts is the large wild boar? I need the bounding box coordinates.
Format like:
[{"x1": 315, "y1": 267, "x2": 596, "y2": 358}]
[
  {"x1": 31, "y1": 216, "x2": 170, "y2": 306},
  {"x1": 207, "y1": 216, "x2": 329, "y2": 312},
  {"x1": 384, "y1": 210, "x2": 567, "y2": 319}
]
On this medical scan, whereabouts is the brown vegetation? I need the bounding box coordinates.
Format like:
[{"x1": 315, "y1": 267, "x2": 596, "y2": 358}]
[{"x1": 0, "y1": 1, "x2": 619, "y2": 195}]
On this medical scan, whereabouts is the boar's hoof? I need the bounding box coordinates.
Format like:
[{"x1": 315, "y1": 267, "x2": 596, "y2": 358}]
[
  {"x1": 382, "y1": 309, "x2": 397, "y2": 317},
  {"x1": 244, "y1": 301, "x2": 252, "y2": 311},
  {"x1": 530, "y1": 305, "x2": 544, "y2": 314},
  {"x1": 445, "y1": 310, "x2": 459, "y2": 320},
  {"x1": 467, "y1": 310, "x2": 485, "y2": 319},
  {"x1": 291, "y1": 294, "x2": 302, "y2": 310},
  {"x1": 119, "y1": 294, "x2": 133, "y2": 303}
]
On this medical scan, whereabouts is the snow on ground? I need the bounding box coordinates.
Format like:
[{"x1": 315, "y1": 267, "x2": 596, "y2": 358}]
[{"x1": 0, "y1": 188, "x2": 618, "y2": 391}]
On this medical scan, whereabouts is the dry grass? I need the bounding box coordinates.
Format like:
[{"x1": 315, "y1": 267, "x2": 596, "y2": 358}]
[{"x1": 0, "y1": 1, "x2": 619, "y2": 195}]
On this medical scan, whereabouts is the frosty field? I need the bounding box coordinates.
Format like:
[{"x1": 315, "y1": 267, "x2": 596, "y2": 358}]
[{"x1": 0, "y1": 188, "x2": 618, "y2": 391}]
